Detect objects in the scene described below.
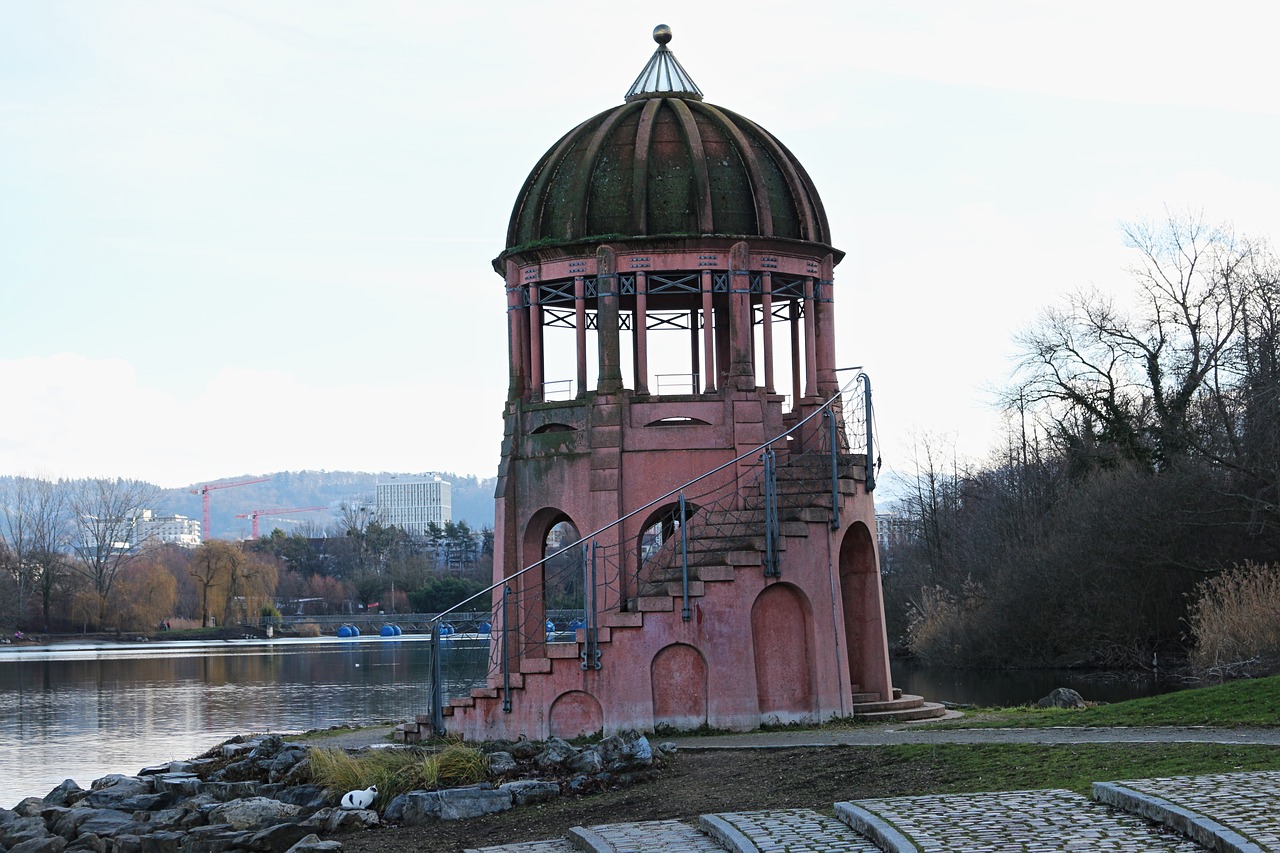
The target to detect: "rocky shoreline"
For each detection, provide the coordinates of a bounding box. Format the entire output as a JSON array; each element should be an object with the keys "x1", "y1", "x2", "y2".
[{"x1": 0, "y1": 731, "x2": 672, "y2": 853}]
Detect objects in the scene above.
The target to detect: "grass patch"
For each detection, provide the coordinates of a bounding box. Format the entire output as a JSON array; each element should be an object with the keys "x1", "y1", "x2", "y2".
[
  {"x1": 309, "y1": 741, "x2": 491, "y2": 806},
  {"x1": 922, "y1": 674, "x2": 1280, "y2": 729},
  {"x1": 871, "y1": 742, "x2": 1280, "y2": 795},
  {"x1": 422, "y1": 742, "x2": 489, "y2": 788}
]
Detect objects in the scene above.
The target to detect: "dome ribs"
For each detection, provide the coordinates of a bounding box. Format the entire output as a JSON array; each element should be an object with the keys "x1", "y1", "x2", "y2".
[
  {"x1": 507, "y1": 116, "x2": 595, "y2": 248},
  {"x1": 631, "y1": 98, "x2": 663, "y2": 235},
  {"x1": 727, "y1": 110, "x2": 829, "y2": 244},
  {"x1": 569, "y1": 101, "x2": 642, "y2": 242},
  {"x1": 691, "y1": 101, "x2": 774, "y2": 238},
  {"x1": 666, "y1": 98, "x2": 715, "y2": 235}
]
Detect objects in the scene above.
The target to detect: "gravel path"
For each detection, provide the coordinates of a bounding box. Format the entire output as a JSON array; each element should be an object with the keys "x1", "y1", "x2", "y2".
[{"x1": 666, "y1": 725, "x2": 1280, "y2": 749}]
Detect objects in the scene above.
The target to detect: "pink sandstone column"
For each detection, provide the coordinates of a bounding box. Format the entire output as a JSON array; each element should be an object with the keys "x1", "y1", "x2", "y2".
[
  {"x1": 506, "y1": 261, "x2": 529, "y2": 400},
  {"x1": 728, "y1": 241, "x2": 754, "y2": 390},
  {"x1": 575, "y1": 275, "x2": 587, "y2": 397},
  {"x1": 596, "y1": 245, "x2": 623, "y2": 394},
  {"x1": 635, "y1": 271, "x2": 649, "y2": 394},
  {"x1": 530, "y1": 281, "x2": 544, "y2": 402},
  {"x1": 789, "y1": 300, "x2": 802, "y2": 408},
  {"x1": 701, "y1": 269, "x2": 716, "y2": 393},
  {"x1": 761, "y1": 271, "x2": 775, "y2": 394},
  {"x1": 815, "y1": 255, "x2": 838, "y2": 394},
  {"x1": 803, "y1": 276, "x2": 818, "y2": 399}
]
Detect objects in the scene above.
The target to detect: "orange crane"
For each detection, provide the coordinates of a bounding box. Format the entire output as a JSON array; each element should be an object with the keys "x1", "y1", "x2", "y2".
[
  {"x1": 236, "y1": 506, "x2": 328, "y2": 539},
  {"x1": 190, "y1": 478, "x2": 271, "y2": 540}
]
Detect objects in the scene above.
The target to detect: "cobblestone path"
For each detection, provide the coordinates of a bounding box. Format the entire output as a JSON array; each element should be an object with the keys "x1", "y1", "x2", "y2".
[{"x1": 468, "y1": 770, "x2": 1280, "y2": 852}]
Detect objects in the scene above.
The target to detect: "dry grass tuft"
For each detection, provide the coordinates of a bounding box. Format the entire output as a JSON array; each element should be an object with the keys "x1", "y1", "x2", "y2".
[
  {"x1": 1189, "y1": 561, "x2": 1280, "y2": 673},
  {"x1": 422, "y1": 742, "x2": 489, "y2": 789},
  {"x1": 293, "y1": 622, "x2": 322, "y2": 637}
]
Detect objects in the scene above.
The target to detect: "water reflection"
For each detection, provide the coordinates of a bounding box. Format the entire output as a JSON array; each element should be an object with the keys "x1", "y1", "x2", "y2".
[
  {"x1": 0, "y1": 637, "x2": 443, "y2": 808},
  {"x1": 890, "y1": 658, "x2": 1180, "y2": 707}
]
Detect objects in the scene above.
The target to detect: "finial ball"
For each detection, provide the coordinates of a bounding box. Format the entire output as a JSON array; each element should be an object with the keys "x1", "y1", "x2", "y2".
[{"x1": 653, "y1": 24, "x2": 672, "y2": 45}]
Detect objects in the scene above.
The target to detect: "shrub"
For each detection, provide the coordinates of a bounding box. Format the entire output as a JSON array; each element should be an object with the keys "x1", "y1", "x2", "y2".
[
  {"x1": 260, "y1": 604, "x2": 283, "y2": 625},
  {"x1": 294, "y1": 622, "x2": 322, "y2": 637},
  {"x1": 1188, "y1": 562, "x2": 1280, "y2": 674},
  {"x1": 422, "y1": 742, "x2": 488, "y2": 788},
  {"x1": 307, "y1": 748, "x2": 423, "y2": 805},
  {"x1": 307, "y1": 741, "x2": 490, "y2": 805}
]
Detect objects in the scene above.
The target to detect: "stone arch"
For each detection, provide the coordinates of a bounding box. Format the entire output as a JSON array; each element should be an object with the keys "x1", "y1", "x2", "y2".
[
  {"x1": 839, "y1": 521, "x2": 888, "y2": 698},
  {"x1": 635, "y1": 500, "x2": 700, "y2": 591},
  {"x1": 515, "y1": 508, "x2": 581, "y2": 654},
  {"x1": 651, "y1": 643, "x2": 708, "y2": 731},
  {"x1": 750, "y1": 583, "x2": 815, "y2": 722},
  {"x1": 548, "y1": 690, "x2": 603, "y2": 739}
]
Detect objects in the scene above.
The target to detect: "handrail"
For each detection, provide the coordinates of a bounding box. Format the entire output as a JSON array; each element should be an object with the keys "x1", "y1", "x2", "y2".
[{"x1": 429, "y1": 375, "x2": 867, "y2": 625}]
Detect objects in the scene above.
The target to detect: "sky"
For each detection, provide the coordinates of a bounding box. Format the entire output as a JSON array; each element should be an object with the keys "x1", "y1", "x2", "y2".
[{"x1": 3, "y1": 1, "x2": 1279, "y2": 492}]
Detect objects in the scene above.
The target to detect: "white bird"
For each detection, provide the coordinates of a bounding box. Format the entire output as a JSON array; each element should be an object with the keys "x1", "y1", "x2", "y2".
[{"x1": 340, "y1": 785, "x2": 377, "y2": 810}]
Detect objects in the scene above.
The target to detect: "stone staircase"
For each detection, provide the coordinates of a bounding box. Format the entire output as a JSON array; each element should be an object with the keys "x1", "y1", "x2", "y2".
[{"x1": 435, "y1": 449, "x2": 943, "y2": 732}]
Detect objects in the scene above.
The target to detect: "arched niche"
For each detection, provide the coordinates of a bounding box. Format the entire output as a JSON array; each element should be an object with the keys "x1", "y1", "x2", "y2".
[
  {"x1": 548, "y1": 690, "x2": 603, "y2": 739},
  {"x1": 651, "y1": 643, "x2": 708, "y2": 731},
  {"x1": 838, "y1": 520, "x2": 887, "y2": 697},
  {"x1": 750, "y1": 583, "x2": 815, "y2": 722}
]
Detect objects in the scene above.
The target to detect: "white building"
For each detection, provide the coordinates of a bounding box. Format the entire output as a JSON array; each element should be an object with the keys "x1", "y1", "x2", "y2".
[
  {"x1": 376, "y1": 476, "x2": 451, "y2": 536},
  {"x1": 131, "y1": 510, "x2": 202, "y2": 548}
]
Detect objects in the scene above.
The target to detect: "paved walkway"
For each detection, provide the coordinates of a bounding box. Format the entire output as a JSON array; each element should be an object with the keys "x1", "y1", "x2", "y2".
[{"x1": 470, "y1": 770, "x2": 1279, "y2": 852}]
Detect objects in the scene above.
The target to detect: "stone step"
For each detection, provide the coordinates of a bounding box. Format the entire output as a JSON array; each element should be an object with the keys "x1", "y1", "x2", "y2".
[
  {"x1": 702, "y1": 808, "x2": 881, "y2": 853},
  {"x1": 852, "y1": 693, "x2": 923, "y2": 714},
  {"x1": 852, "y1": 701, "x2": 948, "y2": 723},
  {"x1": 837, "y1": 788, "x2": 1207, "y2": 852},
  {"x1": 569, "y1": 819, "x2": 727, "y2": 853}
]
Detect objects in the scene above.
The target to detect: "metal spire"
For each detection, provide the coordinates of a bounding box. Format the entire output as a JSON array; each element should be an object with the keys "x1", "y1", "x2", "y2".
[{"x1": 625, "y1": 25, "x2": 703, "y2": 102}]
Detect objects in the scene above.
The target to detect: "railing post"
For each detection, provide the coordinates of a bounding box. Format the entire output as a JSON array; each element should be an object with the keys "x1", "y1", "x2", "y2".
[
  {"x1": 430, "y1": 619, "x2": 444, "y2": 736},
  {"x1": 826, "y1": 408, "x2": 841, "y2": 530},
  {"x1": 862, "y1": 372, "x2": 876, "y2": 492},
  {"x1": 582, "y1": 542, "x2": 601, "y2": 670},
  {"x1": 679, "y1": 494, "x2": 691, "y2": 620},
  {"x1": 501, "y1": 585, "x2": 512, "y2": 713},
  {"x1": 763, "y1": 449, "x2": 780, "y2": 577}
]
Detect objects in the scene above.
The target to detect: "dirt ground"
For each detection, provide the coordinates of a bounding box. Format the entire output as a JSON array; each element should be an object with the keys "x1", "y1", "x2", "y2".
[{"x1": 341, "y1": 746, "x2": 942, "y2": 853}]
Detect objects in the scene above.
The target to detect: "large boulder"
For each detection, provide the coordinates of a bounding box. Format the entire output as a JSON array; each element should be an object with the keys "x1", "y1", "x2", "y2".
[
  {"x1": 42, "y1": 781, "x2": 86, "y2": 808},
  {"x1": 82, "y1": 777, "x2": 153, "y2": 811},
  {"x1": 9, "y1": 835, "x2": 68, "y2": 853},
  {"x1": 1037, "y1": 687, "x2": 1087, "y2": 709},
  {"x1": 206, "y1": 797, "x2": 302, "y2": 830},
  {"x1": 499, "y1": 781, "x2": 559, "y2": 806},
  {"x1": 301, "y1": 807, "x2": 379, "y2": 834},
  {"x1": 283, "y1": 833, "x2": 342, "y2": 853},
  {"x1": 384, "y1": 786, "x2": 512, "y2": 826}
]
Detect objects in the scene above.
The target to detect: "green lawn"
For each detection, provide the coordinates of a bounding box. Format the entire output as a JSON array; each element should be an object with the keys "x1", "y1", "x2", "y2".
[
  {"x1": 922, "y1": 674, "x2": 1280, "y2": 729},
  {"x1": 872, "y1": 742, "x2": 1280, "y2": 795}
]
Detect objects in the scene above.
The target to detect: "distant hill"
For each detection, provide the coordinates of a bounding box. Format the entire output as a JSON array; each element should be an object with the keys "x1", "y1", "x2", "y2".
[
  {"x1": 153, "y1": 471, "x2": 497, "y2": 539},
  {"x1": 0, "y1": 471, "x2": 497, "y2": 540}
]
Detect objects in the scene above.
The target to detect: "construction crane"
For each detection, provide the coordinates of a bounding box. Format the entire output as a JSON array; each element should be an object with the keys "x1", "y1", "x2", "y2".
[
  {"x1": 236, "y1": 507, "x2": 328, "y2": 539},
  {"x1": 190, "y1": 478, "x2": 271, "y2": 540}
]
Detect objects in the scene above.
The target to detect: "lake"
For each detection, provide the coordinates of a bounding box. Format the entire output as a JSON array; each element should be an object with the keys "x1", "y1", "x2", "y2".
[
  {"x1": 1, "y1": 637, "x2": 1181, "y2": 808},
  {"x1": 0, "y1": 636, "x2": 444, "y2": 808}
]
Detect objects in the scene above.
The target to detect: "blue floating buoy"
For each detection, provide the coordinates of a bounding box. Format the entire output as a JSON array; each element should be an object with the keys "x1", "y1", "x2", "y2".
[
  {"x1": 478, "y1": 621, "x2": 492, "y2": 635},
  {"x1": 392, "y1": 624, "x2": 403, "y2": 635},
  {"x1": 380, "y1": 625, "x2": 395, "y2": 637},
  {"x1": 351, "y1": 626, "x2": 361, "y2": 637},
  {"x1": 545, "y1": 620, "x2": 555, "y2": 633},
  {"x1": 337, "y1": 625, "x2": 354, "y2": 638}
]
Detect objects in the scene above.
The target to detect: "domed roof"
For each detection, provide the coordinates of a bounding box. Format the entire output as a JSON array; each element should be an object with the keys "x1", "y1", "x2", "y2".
[{"x1": 499, "y1": 28, "x2": 834, "y2": 262}]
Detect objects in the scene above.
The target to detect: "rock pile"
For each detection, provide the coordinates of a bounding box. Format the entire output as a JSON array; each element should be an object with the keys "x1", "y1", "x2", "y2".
[{"x1": 1, "y1": 731, "x2": 673, "y2": 853}]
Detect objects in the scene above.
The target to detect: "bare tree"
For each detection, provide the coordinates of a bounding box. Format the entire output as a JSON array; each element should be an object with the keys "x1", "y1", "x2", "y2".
[
  {"x1": 68, "y1": 478, "x2": 160, "y2": 622},
  {"x1": 1, "y1": 476, "x2": 71, "y2": 628},
  {"x1": 1011, "y1": 214, "x2": 1248, "y2": 470}
]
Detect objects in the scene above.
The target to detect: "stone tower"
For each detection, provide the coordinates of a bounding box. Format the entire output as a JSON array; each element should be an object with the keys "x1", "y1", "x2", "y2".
[{"x1": 439, "y1": 27, "x2": 935, "y2": 740}]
